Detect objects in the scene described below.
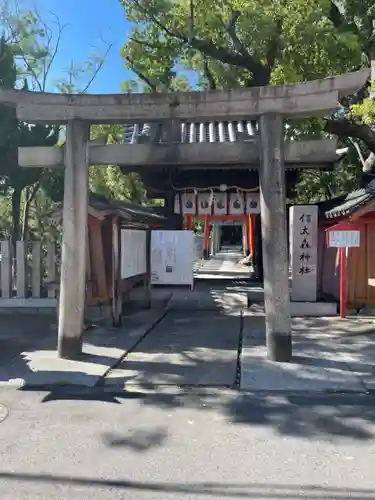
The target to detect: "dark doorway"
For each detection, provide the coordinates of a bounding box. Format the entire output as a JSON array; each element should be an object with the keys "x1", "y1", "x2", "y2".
[{"x1": 220, "y1": 224, "x2": 242, "y2": 247}]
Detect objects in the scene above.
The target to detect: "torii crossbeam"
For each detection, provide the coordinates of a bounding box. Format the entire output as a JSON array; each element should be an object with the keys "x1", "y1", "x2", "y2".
[{"x1": 0, "y1": 68, "x2": 370, "y2": 362}]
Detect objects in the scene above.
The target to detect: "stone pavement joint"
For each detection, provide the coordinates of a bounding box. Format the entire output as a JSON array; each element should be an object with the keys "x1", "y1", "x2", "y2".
[{"x1": 0, "y1": 308, "x2": 168, "y2": 389}]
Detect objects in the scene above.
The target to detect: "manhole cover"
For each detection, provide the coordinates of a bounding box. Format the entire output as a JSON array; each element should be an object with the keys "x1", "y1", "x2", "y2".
[{"x1": 0, "y1": 404, "x2": 9, "y2": 423}]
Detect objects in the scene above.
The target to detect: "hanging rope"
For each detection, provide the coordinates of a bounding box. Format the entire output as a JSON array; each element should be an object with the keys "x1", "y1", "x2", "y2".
[{"x1": 172, "y1": 185, "x2": 259, "y2": 193}]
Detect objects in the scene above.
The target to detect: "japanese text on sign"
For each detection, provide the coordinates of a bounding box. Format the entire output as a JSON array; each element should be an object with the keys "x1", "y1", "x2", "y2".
[
  {"x1": 328, "y1": 230, "x2": 360, "y2": 248},
  {"x1": 298, "y1": 213, "x2": 312, "y2": 275}
]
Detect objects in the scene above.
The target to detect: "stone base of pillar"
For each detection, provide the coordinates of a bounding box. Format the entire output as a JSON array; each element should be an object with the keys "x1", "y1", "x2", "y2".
[
  {"x1": 203, "y1": 249, "x2": 209, "y2": 259},
  {"x1": 266, "y1": 332, "x2": 292, "y2": 363},
  {"x1": 58, "y1": 335, "x2": 83, "y2": 360}
]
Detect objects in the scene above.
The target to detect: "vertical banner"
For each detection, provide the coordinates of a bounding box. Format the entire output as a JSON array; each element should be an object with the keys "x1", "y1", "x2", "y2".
[
  {"x1": 214, "y1": 192, "x2": 227, "y2": 216},
  {"x1": 229, "y1": 192, "x2": 245, "y2": 215},
  {"x1": 181, "y1": 192, "x2": 196, "y2": 215},
  {"x1": 245, "y1": 193, "x2": 261, "y2": 214},
  {"x1": 174, "y1": 193, "x2": 181, "y2": 214},
  {"x1": 197, "y1": 192, "x2": 212, "y2": 215},
  {"x1": 289, "y1": 205, "x2": 318, "y2": 302}
]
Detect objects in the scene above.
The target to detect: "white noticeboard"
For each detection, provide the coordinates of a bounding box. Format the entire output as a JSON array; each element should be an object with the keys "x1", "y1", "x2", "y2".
[
  {"x1": 151, "y1": 230, "x2": 194, "y2": 287},
  {"x1": 121, "y1": 229, "x2": 147, "y2": 279},
  {"x1": 328, "y1": 230, "x2": 360, "y2": 248}
]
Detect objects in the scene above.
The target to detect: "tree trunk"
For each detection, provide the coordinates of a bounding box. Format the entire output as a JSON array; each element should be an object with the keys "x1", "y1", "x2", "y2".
[
  {"x1": 21, "y1": 187, "x2": 29, "y2": 241},
  {"x1": 21, "y1": 183, "x2": 40, "y2": 241}
]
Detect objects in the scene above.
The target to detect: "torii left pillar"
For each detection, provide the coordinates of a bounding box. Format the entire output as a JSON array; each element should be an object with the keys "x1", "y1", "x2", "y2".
[
  {"x1": 259, "y1": 113, "x2": 291, "y2": 362},
  {"x1": 58, "y1": 120, "x2": 89, "y2": 358}
]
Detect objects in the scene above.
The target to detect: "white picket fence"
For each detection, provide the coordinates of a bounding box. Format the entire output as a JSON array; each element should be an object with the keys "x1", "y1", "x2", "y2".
[{"x1": 0, "y1": 240, "x2": 58, "y2": 307}]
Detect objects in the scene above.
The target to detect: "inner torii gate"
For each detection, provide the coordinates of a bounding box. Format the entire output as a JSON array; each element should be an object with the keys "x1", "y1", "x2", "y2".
[{"x1": 0, "y1": 68, "x2": 369, "y2": 362}]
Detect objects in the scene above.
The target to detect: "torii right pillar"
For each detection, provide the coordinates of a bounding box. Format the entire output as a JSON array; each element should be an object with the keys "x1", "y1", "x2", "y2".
[{"x1": 259, "y1": 113, "x2": 292, "y2": 362}]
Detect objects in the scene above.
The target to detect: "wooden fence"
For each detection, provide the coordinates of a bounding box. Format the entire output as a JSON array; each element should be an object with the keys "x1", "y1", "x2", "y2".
[{"x1": 0, "y1": 240, "x2": 59, "y2": 301}]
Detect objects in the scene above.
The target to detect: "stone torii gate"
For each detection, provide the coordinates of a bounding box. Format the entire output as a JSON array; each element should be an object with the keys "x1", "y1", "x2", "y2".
[{"x1": 0, "y1": 68, "x2": 369, "y2": 362}]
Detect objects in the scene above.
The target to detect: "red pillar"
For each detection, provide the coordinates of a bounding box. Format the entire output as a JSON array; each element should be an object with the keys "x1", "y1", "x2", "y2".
[
  {"x1": 203, "y1": 215, "x2": 210, "y2": 259},
  {"x1": 340, "y1": 247, "x2": 347, "y2": 318},
  {"x1": 244, "y1": 217, "x2": 250, "y2": 255},
  {"x1": 184, "y1": 214, "x2": 193, "y2": 230},
  {"x1": 247, "y1": 215, "x2": 255, "y2": 258}
]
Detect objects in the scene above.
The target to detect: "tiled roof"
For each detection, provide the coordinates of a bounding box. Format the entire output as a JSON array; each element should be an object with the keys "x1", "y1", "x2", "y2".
[
  {"x1": 324, "y1": 180, "x2": 375, "y2": 219},
  {"x1": 124, "y1": 121, "x2": 256, "y2": 144},
  {"x1": 89, "y1": 193, "x2": 166, "y2": 223}
]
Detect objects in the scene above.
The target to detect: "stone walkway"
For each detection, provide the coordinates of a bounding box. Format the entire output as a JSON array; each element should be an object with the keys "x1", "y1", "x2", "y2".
[
  {"x1": 241, "y1": 312, "x2": 375, "y2": 392},
  {"x1": 195, "y1": 251, "x2": 252, "y2": 279},
  {"x1": 105, "y1": 310, "x2": 241, "y2": 389},
  {"x1": 1, "y1": 285, "x2": 375, "y2": 393}
]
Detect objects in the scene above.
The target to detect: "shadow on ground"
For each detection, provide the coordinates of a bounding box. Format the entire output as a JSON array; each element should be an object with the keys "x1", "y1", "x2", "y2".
[
  {"x1": 0, "y1": 472, "x2": 374, "y2": 498},
  {"x1": 17, "y1": 384, "x2": 375, "y2": 443}
]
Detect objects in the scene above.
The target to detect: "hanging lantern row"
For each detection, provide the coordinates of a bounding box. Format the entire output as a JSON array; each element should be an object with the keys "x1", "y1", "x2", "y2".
[{"x1": 174, "y1": 190, "x2": 261, "y2": 216}]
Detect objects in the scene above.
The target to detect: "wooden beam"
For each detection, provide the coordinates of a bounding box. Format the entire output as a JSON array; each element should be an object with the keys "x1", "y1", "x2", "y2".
[
  {"x1": 18, "y1": 139, "x2": 340, "y2": 169},
  {"x1": 0, "y1": 69, "x2": 369, "y2": 124}
]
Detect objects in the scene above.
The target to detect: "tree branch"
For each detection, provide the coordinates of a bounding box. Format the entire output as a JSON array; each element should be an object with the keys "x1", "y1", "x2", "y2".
[
  {"x1": 224, "y1": 10, "x2": 248, "y2": 57},
  {"x1": 203, "y1": 57, "x2": 216, "y2": 89},
  {"x1": 265, "y1": 19, "x2": 282, "y2": 69},
  {"x1": 81, "y1": 41, "x2": 113, "y2": 93},
  {"x1": 324, "y1": 118, "x2": 375, "y2": 154},
  {"x1": 125, "y1": 56, "x2": 157, "y2": 91},
  {"x1": 327, "y1": 1, "x2": 345, "y2": 29},
  {"x1": 130, "y1": 0, "x2": 270, "y2": 86},
  {"x1": 364, "y1": 152, "x2": 375, "y2": 173},
  {"x1": 41, "y1": 11, "x2": 68, "y2": 92}
]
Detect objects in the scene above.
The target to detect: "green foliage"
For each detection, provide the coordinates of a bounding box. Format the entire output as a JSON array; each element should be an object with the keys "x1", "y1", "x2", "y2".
[
  {"x1": 89, "y1": 124, "x2": 146, "y2": 204},
  {"x1": 352, "y1": 98, "x2": 375, "y2": 127},
  {"x1": 0, "y1": 2, "x2": 146, "y2": 243},
  {"x1": 120, "y1": 0, "x2": 375, "y2": 202}
]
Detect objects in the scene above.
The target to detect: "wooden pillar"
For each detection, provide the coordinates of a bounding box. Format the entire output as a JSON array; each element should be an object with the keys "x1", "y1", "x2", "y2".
[
  {"x1": 339, "y1": 248, "x2": 347, "y2": 318},
  {"x1": 242, "y1": 221, "x2": 249, "y2": 257},
  {"x1": 16, "y1": 241, "x2": 27, "y2": 298},
  {"x1": 248, "y1": 215, "x2": 255, "y2": 258},
  {"x1": 258, "y1": 113, "x2": 292, "y2": 362},
  {"x1": 1, "y1": 241, "x2": 12, "y2": 298},
  {"x1": 58, "y1": 120, "x2": 89, "y2": 359},
  {"x1": 143, "y1": 228, "x2": 152, "y2": 309},
  {"x1": 203, "y1": 215, "x2": 210, "y2": 259},
  {"x1": 111, "y1": 216, "x2": 122, "y2": 326}
]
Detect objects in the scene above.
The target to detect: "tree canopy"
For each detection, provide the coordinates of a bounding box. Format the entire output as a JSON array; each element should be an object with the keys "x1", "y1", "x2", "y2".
[
  {"x1": 120, "y1": 0, "x2": 375, "y2": 201},
  {"x1": 0, "y1": 1, "x2": 147, "y2": 242}
]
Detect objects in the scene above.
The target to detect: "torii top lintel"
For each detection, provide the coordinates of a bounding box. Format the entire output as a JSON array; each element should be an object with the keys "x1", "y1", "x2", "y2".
[{"x1": 0, "y1": 69, "x2": 370, "y2": 124}]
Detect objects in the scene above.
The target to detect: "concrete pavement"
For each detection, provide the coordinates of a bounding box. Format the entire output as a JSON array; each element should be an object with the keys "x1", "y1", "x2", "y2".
[
  {"x1": 1, "y1": 283, "x2": 375, "y2": 393},
  {"x1": 0, "y1": 309, "x2": 167, "y2": 389},
  {"x1": 105, "y1": 310, "x2": 241, "y2": 389},
  {"x1": 1, "y1": 387, "x2": 375, "y2": 498},
  {"x1": 241, "y1": 312, "x2": 375, "y2": 392}
]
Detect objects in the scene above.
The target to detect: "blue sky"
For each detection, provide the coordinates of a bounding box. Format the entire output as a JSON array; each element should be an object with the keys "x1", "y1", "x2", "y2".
[{"x1": 24, "y1": 0, "x2": 135, "y2": 93}]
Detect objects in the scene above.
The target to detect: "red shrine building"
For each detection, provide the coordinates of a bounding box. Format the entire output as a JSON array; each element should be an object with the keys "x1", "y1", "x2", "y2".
[{"x1": 122, "y1": 120, "x2": 345, "y2": 277}]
